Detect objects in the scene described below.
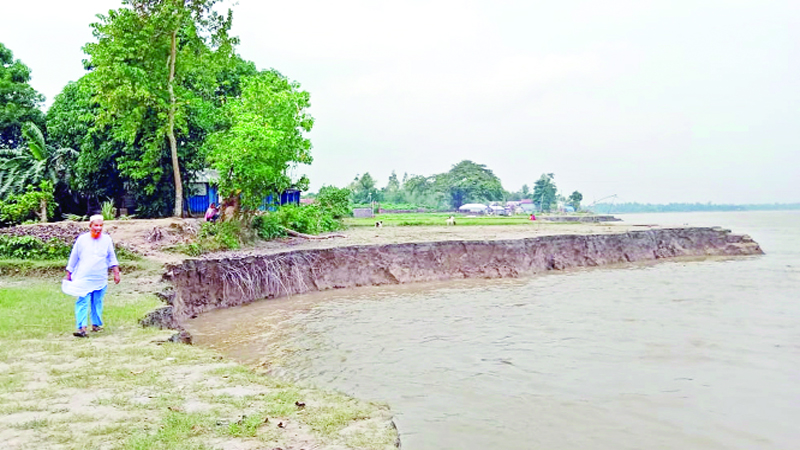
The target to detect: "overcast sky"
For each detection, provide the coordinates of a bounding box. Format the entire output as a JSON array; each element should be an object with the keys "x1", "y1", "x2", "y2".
[{"x1": 3, "y1": 0, "x2": 798, "y2": 204}]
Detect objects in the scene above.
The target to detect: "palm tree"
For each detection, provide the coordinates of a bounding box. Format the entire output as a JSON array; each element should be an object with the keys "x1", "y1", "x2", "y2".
[{"x1": 0, "y1": 122, "x2": 77, "y2": 199}]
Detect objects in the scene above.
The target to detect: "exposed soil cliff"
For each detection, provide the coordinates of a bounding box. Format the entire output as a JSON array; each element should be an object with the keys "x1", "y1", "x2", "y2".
[{"x1": 160, "y1": 227, "x2": 762, "y2": 327}]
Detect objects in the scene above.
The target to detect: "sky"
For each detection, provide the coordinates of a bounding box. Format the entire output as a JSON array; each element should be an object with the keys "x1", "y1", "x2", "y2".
[{"x1": 3, "y1": 0, "x2": 799, "y2": 205}]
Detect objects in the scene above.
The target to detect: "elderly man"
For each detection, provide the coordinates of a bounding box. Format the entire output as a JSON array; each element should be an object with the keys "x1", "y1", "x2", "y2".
[{"x1": 63, "y1": 214, "x2": 121, "y2": 338}]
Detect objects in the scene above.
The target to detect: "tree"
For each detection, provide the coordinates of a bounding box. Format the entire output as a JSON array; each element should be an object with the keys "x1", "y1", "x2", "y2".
[
  {"x1": 350, "y1": 172, "x2": 381, "y2": 204},
  {"x1": 84, "y1": 0, "x2": 236, "y2": 216},
  {"x1": 204, "y1": 70, "x2": 314, "y2": 211},
  {"x1": 0, "y1": 122, "x2": 77, "y2": 201},
  {"x1": 532, "y1": 173, "x2": 558, "y2": 212},
  {"x1": 382, "y1": 171, "x2": 402, "y2": 203},
  {"x1": 0, "y1": 43, "x2": 46, "y2": 149},
  {"x1": 568, "y1": 191, "x2": 583, "y2": 211},
  {"x1": 436, "y1": 160, "x2": 504, "y2": 209},
  {"x1": 316, "y1": 185, "x2": 352, "y2": 219}
]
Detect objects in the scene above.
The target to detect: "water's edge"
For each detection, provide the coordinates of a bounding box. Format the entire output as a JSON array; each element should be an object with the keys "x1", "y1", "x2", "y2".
[{"x1": 152, "y1": 227, "x2": 762, "y2": 329}]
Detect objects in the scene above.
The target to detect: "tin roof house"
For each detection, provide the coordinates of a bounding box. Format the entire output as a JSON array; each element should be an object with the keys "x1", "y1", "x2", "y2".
[{"x1": 186, "y1": 169, "x2": 300, "y2": 215}]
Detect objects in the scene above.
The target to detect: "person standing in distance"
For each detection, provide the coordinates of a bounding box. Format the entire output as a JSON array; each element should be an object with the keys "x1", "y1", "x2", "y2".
[{"x1": 63, "y1": 214, "x2": 121, "y2": 338}]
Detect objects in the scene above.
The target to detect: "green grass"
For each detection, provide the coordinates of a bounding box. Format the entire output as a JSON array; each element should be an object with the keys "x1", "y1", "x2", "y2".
[
  {"x1": 0, "y1": 275, "x2": 399, "y2": 450},
  {"x1": 0, "y1": 279, "x2": 161, "y2": 340},
  {"x1": 0, "y1": 259, "x2": 147, "y2": 277},
  {"x1": 345, "y1": 212, "x2": 539, "y2": 227}
]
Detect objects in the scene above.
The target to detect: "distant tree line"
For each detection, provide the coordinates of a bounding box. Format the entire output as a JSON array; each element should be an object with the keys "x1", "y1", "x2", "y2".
[
  {"x1": 590, "y1": 202, "x2": 800, "y2": 214},
  {"x1": 321, "y1": 160, "x2": 584, "y2": 212}
]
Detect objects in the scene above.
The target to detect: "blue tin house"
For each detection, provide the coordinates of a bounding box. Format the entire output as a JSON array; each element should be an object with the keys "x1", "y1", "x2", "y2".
[
  {"x1": 187, "y1": 169, "x2": 219, "y2": 215},
  {"x1": 187, "y1": 169, "x2": 301, "y2": 215}
]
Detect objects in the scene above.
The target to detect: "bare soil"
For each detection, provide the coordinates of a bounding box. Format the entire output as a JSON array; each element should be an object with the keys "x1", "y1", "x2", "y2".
[{"x1": 4, "y1": 218, "x2": 647, "y2": 266}]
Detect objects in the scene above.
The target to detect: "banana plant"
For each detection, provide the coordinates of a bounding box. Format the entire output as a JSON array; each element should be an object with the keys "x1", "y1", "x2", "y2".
[{"x1": 0, "y1": 122, "x2": 78, "y2": 199}]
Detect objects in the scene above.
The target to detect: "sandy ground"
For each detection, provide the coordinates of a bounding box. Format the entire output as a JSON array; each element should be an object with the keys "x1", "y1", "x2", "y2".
[
  {"x1": 206, "y1": 221, "x2": 651, "y2": 260},
  {"x1": 7, "y1": 218, "x2": 651, "y2": 265}
]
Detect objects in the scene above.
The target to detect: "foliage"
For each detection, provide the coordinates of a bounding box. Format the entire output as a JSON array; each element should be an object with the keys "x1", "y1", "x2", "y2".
[
  {"x1": 251, "y1": 214, "x2": 286, "y2": 240},
  {"x1": 368, "y1": 202, "x2": 431, "y2": 211},
  {"x1": 568, "y1": 191, "x2": 583, "y2": 211},
  {"x1": 276, "y1": 205, "x2": 341, "y2": 235},
  {"x1": 533, "y1": 173, "x2": 558, "y2": 212},
  {"x1": 382, "y1": 171, "x2": 403, "y2": 203},
  {"x1": 436, "y1": 160, "x2": 504, "y2": 209},
  {"x1": 252, "y1": 204, "x2": 343, "y2": 239},
  {"x1": 344, "y1": 212, "x2": 535, "y2": 227},
  {"x1": 507, "y1": 184, "x2": 531, "y2": 201},
  {"x1": 198, "y1": 220, "x2": 245, "y2": 250},
  {"x1": 204, "y1": 70, "x2": 313, "y2": 211},
  {"x1": 101, "y1": 200, "x2": 115, "y2": 220},
  {"x1": 0, "y1": 122, "x2": 77, "y2": 200},
  {"x1": 0, "y1": 235, "x2": 70, "y2": 260},
  {"x1": 0, "y1": 181, "x2": 56, "y2": 225},
  {"x1": 0, "y1": 43, "x2": 46, "y2": 149},
  {"x1": 316, "y1": 185, "x2": 352, "y2": 219},
  {"x1": 173, "y1": 219, "x2": 247, "y2": 256},
  {"x1": 47, "y1": 74, "x2": 124, "y2": 209},
  {"x1": 84, "y1": 0, "x2": 238, "y2": 217},
  {"x1": 349, "y1": 172, "x2": 381, "y2": 204}
]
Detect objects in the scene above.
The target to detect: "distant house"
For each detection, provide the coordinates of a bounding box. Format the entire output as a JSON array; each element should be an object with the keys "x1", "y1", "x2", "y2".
[
  {"x1": 262, "y1": 188, "x2": 300, "y2": 210},
  {"x1": 186, "y1": 169, "x2": 300, "y2": 215},
  {"x1": 187, "y1": 169, "x2": 219, "y2": 215}
]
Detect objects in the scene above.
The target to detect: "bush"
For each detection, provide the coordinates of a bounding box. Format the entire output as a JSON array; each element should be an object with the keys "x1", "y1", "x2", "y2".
[
  {"x1": 0, "y1": 235, "x2": 71, "y2": 260},
  {"x1": 101, "y1": 200, "x2": 115, "y2": 220},
  {"x1": 252, "y1": 204, "x2": 344, "y2": 240},
  {"x1": 316, "y1": 186, "x2": 352, "y2": 219},
  {"x1": 251, "y1": 214, "x2": 286, "y2": 240},
  {"x1": 0, "y1": 181, "x2": 56, "y2": 226},
  {"x1": 197, "y1": 220, "x2": 245, "y2": 251}
]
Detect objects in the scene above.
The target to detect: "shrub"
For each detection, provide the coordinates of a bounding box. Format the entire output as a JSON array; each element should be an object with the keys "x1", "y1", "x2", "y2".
[
  {"x1": 252, "y1": 204, "x2": 344, "y2": 240},
  {"x1": 251, "y1": 214, "x2": 286, "y2": 240},
  {"x1": 197, "y1": 220, "x2": 245, "y2": 251},
  {"x1": 101, "y1": 200, "x2": 115, "y2": 220},
  {"x1": 316, "y1": 186, "x2": 352, "y2": 219},
  {"x1": 0, "y1": 181, "x2": 56, "y2": 226},
  {"x1": 0, "y1": 235, "x2": 71, "y2": 260}
]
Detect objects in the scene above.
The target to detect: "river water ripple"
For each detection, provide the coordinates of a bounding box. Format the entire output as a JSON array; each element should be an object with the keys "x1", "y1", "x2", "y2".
[{"x1": 187, "y1": 211, "x2": 800, "y2": 450}]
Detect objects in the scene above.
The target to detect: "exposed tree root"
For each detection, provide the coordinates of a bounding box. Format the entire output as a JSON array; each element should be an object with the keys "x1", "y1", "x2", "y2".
[{"x1": 283, "y1": 227, "x2": 347, "y2": 240}]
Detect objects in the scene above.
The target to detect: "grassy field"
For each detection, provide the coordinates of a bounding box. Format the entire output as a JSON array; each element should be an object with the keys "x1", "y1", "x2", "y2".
[
  {"x1": 346, "y1": 212, "x2": 538, "y2": 227},
  {"x1": 0, "y1": 275, "x2": 397, "y2": 450}
]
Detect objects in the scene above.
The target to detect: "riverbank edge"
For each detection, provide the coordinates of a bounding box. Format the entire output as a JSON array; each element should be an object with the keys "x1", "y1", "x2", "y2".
[{"x1": 159, "y1": 226, "x2": 762, "y2": 329}]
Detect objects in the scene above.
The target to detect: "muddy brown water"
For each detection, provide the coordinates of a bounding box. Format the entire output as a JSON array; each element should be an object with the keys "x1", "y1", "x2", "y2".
[{"x1": 186, "y1": 211, "x2": 800, "y2": 450}]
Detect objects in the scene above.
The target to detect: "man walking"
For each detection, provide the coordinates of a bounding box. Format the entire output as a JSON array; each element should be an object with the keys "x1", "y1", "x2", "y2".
[{"x1": 63, "y1": 214, "x2": 120, "y2": 338}]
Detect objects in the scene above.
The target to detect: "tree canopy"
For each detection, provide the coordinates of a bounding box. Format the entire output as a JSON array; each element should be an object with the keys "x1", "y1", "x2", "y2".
[
  {"x1": 204, "y1": 70, "x2": 313, "y2": 211},
  {"x1": 0, "y1": 43, "x2": 46, "y2": 149},
  {"x1": 436, "y1": 160, "x2": 504, "y2": 209},
  {"x1": 84, "y1": 0, "x2": 237, "y2": 216},
  {"x1": 533, "y1": 173, "x2": 558, "y2": 212}
]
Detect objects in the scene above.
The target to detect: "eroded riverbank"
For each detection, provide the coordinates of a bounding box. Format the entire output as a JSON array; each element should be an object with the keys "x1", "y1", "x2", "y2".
[{"x1": 161, "y1": 226, "x2": 762, "y2": 328}]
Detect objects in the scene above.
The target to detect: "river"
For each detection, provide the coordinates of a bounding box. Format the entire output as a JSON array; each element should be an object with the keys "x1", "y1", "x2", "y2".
[{"x1": 187, "y1": 211, "x2": 800, "y2": 449}]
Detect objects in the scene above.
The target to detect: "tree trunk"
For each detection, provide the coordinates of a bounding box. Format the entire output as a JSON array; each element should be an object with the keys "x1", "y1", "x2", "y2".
[
  {"x1": 167, "y1": 28, "x2": 183, "y2": 217},
  {"x1": 39, "y1": 198, "x2": 47, "y2": 223}
]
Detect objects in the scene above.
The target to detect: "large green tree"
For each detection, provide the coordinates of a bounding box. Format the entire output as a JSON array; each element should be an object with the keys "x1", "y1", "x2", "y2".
[
  {"x1": 204, "y1": 70, "x2": 314, "y2": 211},
  {"x1": 533, "y1": 173, "x2": 558, "y2": 212},
  {"x1": 436, "y1": 160, "x2": 504, "y2": 209},
  {"x1": 568, "y1": 190, "x2": 583, "y2": 211},
  {"x1": 46, "y1": 74, "x2": 124, "y2": 211},
  {"x1": 381, "y1": 171, "x2": 402, "y2": 203},
  {"x1": 0, "y1": 43, "x2": 46, "y2": 149},
  {"x1": 350, "y1": 172, "x2": 381, "y2": 204},
  {"x1": 84, "y1": 0, "x2": 236, "y2": 216}
]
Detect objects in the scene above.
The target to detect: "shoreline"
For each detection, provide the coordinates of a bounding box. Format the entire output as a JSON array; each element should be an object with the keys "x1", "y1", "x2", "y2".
[{"x1": 159, "y1": 226, "x2": 763, "y2": 329}]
